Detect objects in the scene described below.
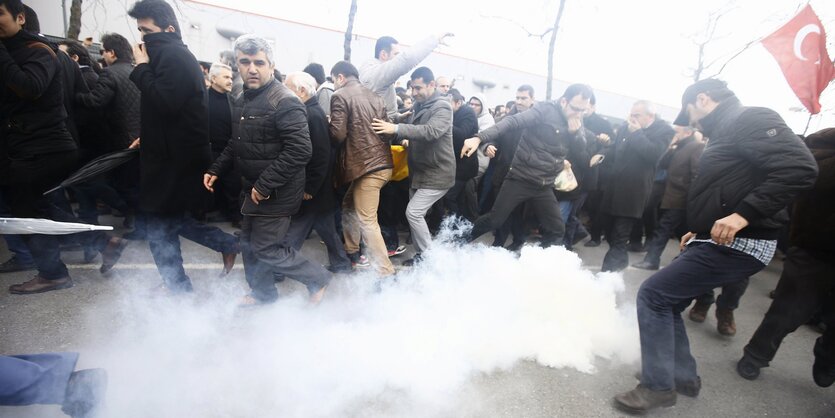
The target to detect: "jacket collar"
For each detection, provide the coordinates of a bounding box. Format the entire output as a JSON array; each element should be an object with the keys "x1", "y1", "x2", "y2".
[
  {"x1": 305, "y1": 95, "x2": 320, "y2": 109},
  {"x1": 697, "y1": 97, "x2": 742, "y2": 138},
  {"x1": 243, "y1": 77, "x2": 277, "y2": 100},
  {"x1": 413, "y1": 91, "x2": 443, "y2": 113}
]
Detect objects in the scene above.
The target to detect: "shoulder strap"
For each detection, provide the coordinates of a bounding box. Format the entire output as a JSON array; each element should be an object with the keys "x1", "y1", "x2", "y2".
[{"x1": 25, "y1": 41, "x2": 58, "y2": 60}]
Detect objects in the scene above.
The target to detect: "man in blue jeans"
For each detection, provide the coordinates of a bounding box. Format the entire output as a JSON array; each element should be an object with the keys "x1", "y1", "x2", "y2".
[{"x1": 613, "y1": 79, "x2": 818, "y2": 413}]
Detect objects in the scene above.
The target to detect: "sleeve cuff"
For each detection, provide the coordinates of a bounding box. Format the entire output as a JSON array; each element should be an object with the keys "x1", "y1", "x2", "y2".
[{"x1": 734, "y1": 201, "x2": 764, "y2": 224}]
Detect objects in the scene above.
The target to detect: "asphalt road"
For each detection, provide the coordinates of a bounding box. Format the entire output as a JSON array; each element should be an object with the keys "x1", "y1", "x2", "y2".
[{"x1": 1, "y1": 219, "x2": 832, "y2": 417}]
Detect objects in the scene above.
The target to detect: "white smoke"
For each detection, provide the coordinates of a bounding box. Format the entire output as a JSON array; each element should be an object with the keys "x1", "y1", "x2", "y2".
[{"x1": 83, "y1": 237, "x2": 639, "y2": 417}]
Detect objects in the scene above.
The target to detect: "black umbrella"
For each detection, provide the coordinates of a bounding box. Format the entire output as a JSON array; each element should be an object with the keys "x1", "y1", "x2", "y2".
[{"x1": 43, "y1": 148, "x2": 139, "y2": 195}]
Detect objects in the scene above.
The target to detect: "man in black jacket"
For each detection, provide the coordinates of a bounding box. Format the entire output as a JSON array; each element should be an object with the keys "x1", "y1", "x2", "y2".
[
  {"x1": 600, "y1": 100, "x2": 672, "y2": 271},
  {"x1": 737, "y1": 127, "x2": 835, "y2": 387},
  {"x1": 614, "y1": 79, "x2": 818, "y2": 413},
  {"x1": 460, "y1": 84, "x2": 593, "y2": 248},
  {"x1": 128, "y1": 0, "x2": 238, "y2": 293},
  {"x1": 205, "y1": 62, "x2": 241, "y2": 226},
  {"x1": 281, "y1": 71, "x2": 351, "y2": 274},
  {"x1": 205, "y1": 35, "x2": 331, "y2": 306},
  {"x1": 444, "y1": 88, "x2": 479, "y2": 221},
  {"x1": 0, "y1": 0, "x2": 126, "y2": 294}
]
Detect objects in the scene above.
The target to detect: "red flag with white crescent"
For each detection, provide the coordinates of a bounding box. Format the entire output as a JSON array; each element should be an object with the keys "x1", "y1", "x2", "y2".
[{"x1": 761, "y1": 5, "x2": 835, "y2": 114}]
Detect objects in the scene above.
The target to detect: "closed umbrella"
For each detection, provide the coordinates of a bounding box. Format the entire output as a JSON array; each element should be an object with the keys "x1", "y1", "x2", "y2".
[
  {"x1": 0, "y1": 218, "x2": 114, "y2": 235},
  {"x1": 43, "y1": 148, "x2": 139, "y2": 195}
]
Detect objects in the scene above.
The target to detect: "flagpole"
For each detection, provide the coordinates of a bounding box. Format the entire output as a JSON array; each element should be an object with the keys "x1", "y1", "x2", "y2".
[{"x1": 803, "y1": 113, "x2": 813, "y2": 136}]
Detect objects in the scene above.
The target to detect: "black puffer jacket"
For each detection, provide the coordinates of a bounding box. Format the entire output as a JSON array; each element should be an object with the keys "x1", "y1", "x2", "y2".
[
  {"x1": 687, "y1": 98, "x2": 818, "y2": 239},
  {"x1": 208, "y1": 78, "x2": 311, "y2": 217},
  {"x1": 478, "y1": 100, "x2": 580, "y2": 187},
  {"x1": 76, "y1": 60, "x2": 141, "y2": 150}
]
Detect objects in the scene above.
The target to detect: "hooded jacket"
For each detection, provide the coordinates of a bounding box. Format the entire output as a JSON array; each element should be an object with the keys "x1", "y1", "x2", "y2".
[
  {"x1": 396, "y1": 91, "x2": 455, "y2": 190},
  {"x1": 470, "y1": 94, "x2": 494, "y2": 175},
  {"x1": 686, "y1": 97, "x2": 818, "y2": 239}
]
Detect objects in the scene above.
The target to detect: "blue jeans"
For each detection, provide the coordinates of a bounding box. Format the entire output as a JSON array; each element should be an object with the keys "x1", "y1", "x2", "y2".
[
  {"x1": 637, "y1": 242, "x2": 765, "y2": 391},
  {"x1": 0, "y1": 353, "x2": 78, "y2": 406}
]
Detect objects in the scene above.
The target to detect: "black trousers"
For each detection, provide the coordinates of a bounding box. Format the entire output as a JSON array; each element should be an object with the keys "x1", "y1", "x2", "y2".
[
  {"x1": 744, "y1": 247, "x2": 835, "y2": 367},
  {"x1": 2, "y1": 151, "x2": 108, "y2": 279},
  {"x1": 444, "y1": 178, "x2": 479, "y2": 223},
  {"x1": 280, "y1": 209, "x2": 351, "y2": 273},
  {"x1": 469, "y1": 177, "x2": 564, "y2": 246},
  {"x1": 240, "y1": 215, "x2": 331, "y2": 303},
  {"x1": 642, "y1": 208, "x2": 687, "y2": 267},
  {"x1": 693, "y1": 278, "x2": 750, "y2": 310},
  {"x1": 630, "y1": 181, "x2": 665, "y2": 245},
  {"x1": 602, "y1": 216, "x2": 639, "y2": 272},
  {"x1": 211, "y1": 151, "x2": 242, "y2": 221},
  {"x1": 147, "y1": 213, "x2": 239, "y2": 292}
]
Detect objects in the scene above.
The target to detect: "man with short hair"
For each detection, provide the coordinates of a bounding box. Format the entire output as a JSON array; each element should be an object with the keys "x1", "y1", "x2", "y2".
[
  {"x1": 613, "y1": 79, "x2": 818, "y2": 413},
  {"x1": 360, "y1": 33, "x2": 452, "y2": 120},
  {"x1": 205, "y1": 62, "x2": 241, "y2": 226},
  {"x1": 205, "y1": 35, "x2": 331, "y2": 305},
  {"x1": 436, "y1": 75, "x2": 452, "y2": 95},
  {"x1": 329, "y1": 60, "x2": 396, "y2": 276},
  {"x1": 303, "y1": 63, "x2": 334, "y2": 116},
  {"x1": 128, "y1": 0, "x2": 239, "y2": 293},
  {"x1": 443, "y1": 88, "x2": 479, "y2": 221},
  {"x1": 460, "y1": 84, "x2": 594, "y2": 247},
  {"x1": 1, "y1": 0, "x2": 127, "y2": 294},
  {"x1": 282, "y1": 71, "x2": 351, "y2": 274},
  {"x1": 372, "y1": 66, "x2": 455, "y2": 265},
  {"x1": 599, "y1": 100, "x2": 672, "y2": 272}
]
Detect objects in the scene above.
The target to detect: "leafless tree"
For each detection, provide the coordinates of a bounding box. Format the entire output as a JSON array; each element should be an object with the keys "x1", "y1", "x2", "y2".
[
  {"x1": 344, "y1": 0, "x2": 358, "y2": 61},
  {"x1": 67, "y1": 0, "x2": 83, "y2": 39},
  {"x1": 545, "y1": 0, "x2": 567, "y2": 100}
]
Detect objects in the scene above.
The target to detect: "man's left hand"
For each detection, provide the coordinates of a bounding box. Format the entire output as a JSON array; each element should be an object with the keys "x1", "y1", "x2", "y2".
[
  {"x1": 567, "y1": 117, "x2": 582, "y2": 134},
  {"x1": 250, "y1": 188, "x2": 268, "y2": 205},
  {"x1": 627, "y1": 117, "x2": 641, "y2": 133},
  {"x1": 133, "y1": 43, "x2": 149, "y2": 65},
  {"x1": 372, "y1": 119, "x2": 396, "y2": 135},
  {"x1": 303, "y1": 192, "x2": 313, "y2": 201},
  {"x1": 710, "y1": 213, "x2": 749, "y2": 245}
]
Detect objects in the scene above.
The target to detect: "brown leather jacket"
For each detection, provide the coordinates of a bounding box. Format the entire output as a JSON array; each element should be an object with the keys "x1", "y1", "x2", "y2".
[{"x1": 329, "y1": 78, "x2": 393, "y2": 185}]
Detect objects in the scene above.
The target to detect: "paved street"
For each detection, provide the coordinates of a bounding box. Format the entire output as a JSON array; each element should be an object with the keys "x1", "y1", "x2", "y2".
[{"x1": 1, "y1": 218, "x2": 833, "y2": 417}]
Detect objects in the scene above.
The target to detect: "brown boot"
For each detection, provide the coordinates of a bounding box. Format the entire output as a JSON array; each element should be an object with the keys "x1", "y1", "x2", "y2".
[
  {"x1": 716, "y1": 308, "x2": 736, "y2": 336},
  {"x1": 688, "y1": 301, "x2": 710, "y2": 323},
  {"x1": 100, "y1": 237, "x2": 129, "y2": 274},
  {"x1": 9, "y1": 275, "x2": 73, "y2": 294},
  {"x1": 221, "y1": 251, "x2": 237, "y2": 276},
  {"x1": 614, "y1": 384, "x2": 676, "y2": 413}
]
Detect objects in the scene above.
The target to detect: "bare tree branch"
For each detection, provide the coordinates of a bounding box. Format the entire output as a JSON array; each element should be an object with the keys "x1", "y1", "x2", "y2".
[
  {"x1": 545, "y1": 0, "x2": 567, "y2": 100},
  {"x1": 344, "y1": 0, "x2": 358, "y2": 61},
  {"x1": 479, "y1": 14, "x2": 554, "y2": 40},
  {"x1": 67, "y1": 0, "x2": 83, "y2": 39}
]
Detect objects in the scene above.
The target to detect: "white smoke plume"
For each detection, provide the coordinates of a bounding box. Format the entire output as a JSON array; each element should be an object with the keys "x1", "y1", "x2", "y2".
[{"x1": 82, "y1": 235, "x2": 639, "y2": 417}]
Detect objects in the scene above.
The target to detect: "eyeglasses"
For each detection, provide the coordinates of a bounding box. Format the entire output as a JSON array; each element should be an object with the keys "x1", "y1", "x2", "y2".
[
  {"x1": 567, "y1": 104, "x2": 587, "y2": 113},
  {"x1": 99, "y1": 49, "x2": 109, "y2": 55}
]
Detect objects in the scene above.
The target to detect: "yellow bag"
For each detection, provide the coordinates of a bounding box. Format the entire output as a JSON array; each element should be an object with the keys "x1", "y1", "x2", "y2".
[{"x1": 390, "y1": 145, "x2": 409, "y2": 181}]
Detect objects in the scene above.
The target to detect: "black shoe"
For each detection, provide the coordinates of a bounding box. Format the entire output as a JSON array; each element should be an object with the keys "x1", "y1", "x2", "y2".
[
  {"x1": 122, "y1": 229, "x2": 147, "y2": 241},
  {"x1": 634, "y1": 372, "x2": 700, "y2": 397},
  {"x1": 584, "y1": 240, "x2": 601, "y2": 248},
  {"x1": 737, "y1": 354, "x2": 762, "y2": 380},
  {"x1": 0, "y1": 256, "x2": 36, "y2": 273},
  {"x1": 402, "y1": 253, "x2": 423, "y2": 267},
  {"x1": 614, "y1": 384, "x2": 676, "y2": 413},
  {"x1": 631, "y1": 260, "x2": 659, "y2": 270},
  {"x1": 813, "y1": 337, "x2": 835, "y2": 388},
  {"x1": 506, "y1": 240, "x2": 525, "y2": 252},
  {"x1": 627, "y1": 242, "x2": 646, "y2": 252},
  {"x1": 61, "y1": 368, "x2": 107, "y2": 418},
  {"x1": 572, "y1": 229, "x2": 589, "y2": 245}
]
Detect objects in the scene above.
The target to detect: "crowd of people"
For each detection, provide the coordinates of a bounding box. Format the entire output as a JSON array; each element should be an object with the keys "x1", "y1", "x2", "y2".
[{"x1": 0, "y1": 0, "x2": 832, "y2": 416}]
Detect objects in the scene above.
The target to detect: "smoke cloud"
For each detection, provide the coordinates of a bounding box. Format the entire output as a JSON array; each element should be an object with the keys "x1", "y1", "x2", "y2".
[{"x1": 82, "y1": 235, "x2": 639, "y2": 417}]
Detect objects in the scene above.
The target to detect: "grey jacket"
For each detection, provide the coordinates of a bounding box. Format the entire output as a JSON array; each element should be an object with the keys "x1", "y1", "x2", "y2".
[
  {"x1": 397, "y1": 91, "x2": 455, "y2": 190},
  {"x1": 359, "y1": 35, "x2": 438, "y2": 120}
]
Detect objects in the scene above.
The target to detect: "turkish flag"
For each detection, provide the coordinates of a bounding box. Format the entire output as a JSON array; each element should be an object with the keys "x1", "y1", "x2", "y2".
[{"x1": 762, "y1": 5, "x2": 835, "y2": 114}]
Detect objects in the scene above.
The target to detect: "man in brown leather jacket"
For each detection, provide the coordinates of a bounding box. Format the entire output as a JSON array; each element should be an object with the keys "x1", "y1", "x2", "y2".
[{"x1": 329, "y1": 60, "x2": 395, "y2": 277}]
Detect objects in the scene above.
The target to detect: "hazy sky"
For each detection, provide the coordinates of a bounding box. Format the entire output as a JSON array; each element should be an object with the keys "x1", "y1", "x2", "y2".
[{"x1": 199, "y1": 0, "x2": 834, "y2": 132}]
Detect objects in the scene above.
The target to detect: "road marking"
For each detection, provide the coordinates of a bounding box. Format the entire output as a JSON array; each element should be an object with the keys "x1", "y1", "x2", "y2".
[{"x1": 67, "y1": 263, "x2": 238, "y2": 270}]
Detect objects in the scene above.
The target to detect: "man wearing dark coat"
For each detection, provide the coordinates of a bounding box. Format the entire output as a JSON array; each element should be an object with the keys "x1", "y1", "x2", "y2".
[
  {"x1": 614, "y1": 79, "x2": 818, "y2": 413},
  {"x1": 205, "y1": 35, "x2": 331, "y2": 306},
  {"x1": 444, "y1": 88, "x2": 479, "y2": 221},
  {"x1": 127, "y1": 0, "x2": 238, "y2": 293},
  {"x1": 280, "y1": 71, "x2": 351, "y2": 274},
  {"x1": 0, "y1": 0, "x2": 126, "y2": 294},
  {"x1": 599, "y1": 100, "x2": 672, "y2": 272}
]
